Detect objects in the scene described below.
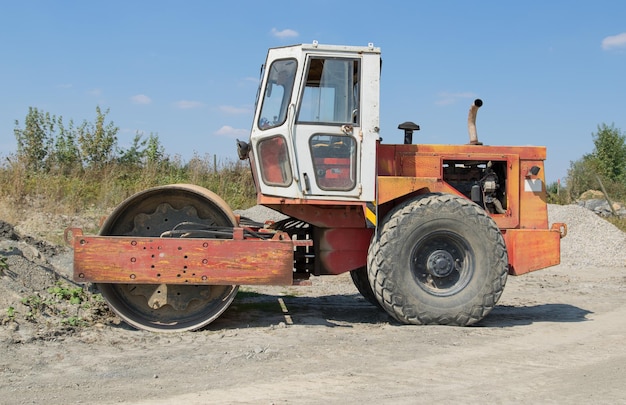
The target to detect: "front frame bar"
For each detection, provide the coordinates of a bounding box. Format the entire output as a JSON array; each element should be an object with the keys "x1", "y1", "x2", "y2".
[{"x1": 67, "y1": 228, "x2": 309, "y2": 286}]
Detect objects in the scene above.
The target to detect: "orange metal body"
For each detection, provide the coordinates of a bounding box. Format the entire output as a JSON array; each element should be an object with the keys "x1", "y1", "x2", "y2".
[
  {"x1": 377, "y1": 143, "x2": 547, "y2": 229},
  {"x1": 375, "y1": 143, "x2": 564, "y2": 275},
  {"x1": 502, "y1": 229, "x2": 561, "y2": 275},
  {"x1": 251, "y1": 142, "x2": 564, "y2": 278}
]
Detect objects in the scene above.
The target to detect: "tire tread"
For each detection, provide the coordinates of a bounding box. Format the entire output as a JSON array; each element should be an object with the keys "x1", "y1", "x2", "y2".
[{"x1": 367, "y1": 193, "x2": 508, "y2": 326}]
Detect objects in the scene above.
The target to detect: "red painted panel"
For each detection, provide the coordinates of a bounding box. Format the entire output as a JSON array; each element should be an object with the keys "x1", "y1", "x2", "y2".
[
  {"x1": 317, "y1": 228, "x2": 373, "y2": 274},
  {"x1": 71, "y1": 233, "x2": 296, "y2": 285}
]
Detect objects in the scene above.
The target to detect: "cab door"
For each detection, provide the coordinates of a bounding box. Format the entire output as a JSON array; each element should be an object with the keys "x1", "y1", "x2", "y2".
[
  {"x1": 249, "y1": 47, "x2": 303, "y2": 199},
  {"x1": 293, "y1": 56, "x2": 362, "y2": 198},
  {"x1": 293, "y1": 50, "x2": 379, "y2": 201}
]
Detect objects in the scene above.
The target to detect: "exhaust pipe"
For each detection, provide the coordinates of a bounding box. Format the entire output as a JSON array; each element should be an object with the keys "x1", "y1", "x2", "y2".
[{"x1": 467, "y1": 99, "x2": 483, "y2": 145}]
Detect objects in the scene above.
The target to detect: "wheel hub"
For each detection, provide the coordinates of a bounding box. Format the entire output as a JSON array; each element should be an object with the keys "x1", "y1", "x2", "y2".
[
  {"x1": 426, "y1": 250, "x2": 456, "y2": 278},
  {"x1": 129, "y1": 284, "x2": 212, "y2": 311}
]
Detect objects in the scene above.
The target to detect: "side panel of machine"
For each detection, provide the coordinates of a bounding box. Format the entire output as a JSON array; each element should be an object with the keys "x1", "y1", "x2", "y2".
[
  {"x1": 375, "y1": 142, "x2": 563, "y2": 274},
  {"x1": 503, "y1": 229, "x2": 561, "y2": 275}
]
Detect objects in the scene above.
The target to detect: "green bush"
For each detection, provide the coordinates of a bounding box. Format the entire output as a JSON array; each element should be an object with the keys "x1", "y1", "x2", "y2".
[{"x1": 557, "y1": 123, "x2": 626, "y2": 203}]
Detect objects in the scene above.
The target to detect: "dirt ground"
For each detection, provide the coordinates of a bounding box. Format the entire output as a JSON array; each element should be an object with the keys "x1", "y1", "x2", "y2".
[{"x1": 1, "y1": 205, "x2": 626, "y2": 404}]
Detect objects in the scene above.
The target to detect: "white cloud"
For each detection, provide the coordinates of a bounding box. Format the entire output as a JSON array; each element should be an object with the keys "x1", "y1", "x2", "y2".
[
  {"x1": 88, "y1": 88, "x2": 102, "y2": 96},
  {"x1": 602, "y1": 32, "x2": 626, "y2": 51},
  {"x1": 174, "y1": 100, "x2": 204, "y2": 109},
  {"x1": 131, "y1": 94, "x2": 152, "y2": 105},
  {"x1": 435, "y1": 92, "x2": 476, "y2": 106},
  {"x1": 271, "y1": 28, "x2": 299, "y2": 39},
  {"x1": 219, "y1": 105, "x2": 251, "y2": 114},
  {"x1": 214, "y1": 125, "x2": 249, "y2": 138}
]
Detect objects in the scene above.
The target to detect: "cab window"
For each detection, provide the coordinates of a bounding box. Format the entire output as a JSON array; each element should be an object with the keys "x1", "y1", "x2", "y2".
[
  {"x1": 258, "y1": 59, "x2": 297, "y2": 130},
  {"x1": 310, "y1": 134, "x2": 356, "y2": 190},
  {"x1": 297, "y1": 58, "x2": 359, "y2": 124},
  {"x1": 257, "y1": 135, "x2": 293, "y2": 187}
]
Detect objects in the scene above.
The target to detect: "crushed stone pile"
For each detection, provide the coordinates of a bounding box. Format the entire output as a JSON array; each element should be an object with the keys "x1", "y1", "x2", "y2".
[
  {"x1": 548, "y1": 204, "x2": 626, "y2": 268},
  {"x1": 0, "y1": 220, "x2": 110, "y2": 343}
]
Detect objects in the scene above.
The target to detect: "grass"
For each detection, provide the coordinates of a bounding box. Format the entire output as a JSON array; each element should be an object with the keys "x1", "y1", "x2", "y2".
[
  {"x1": 0, "y1": 155, "x2": 257, "y2": 226},
  {"x1": 606, "y1": 216, "x2": 626, "y2": 233}
]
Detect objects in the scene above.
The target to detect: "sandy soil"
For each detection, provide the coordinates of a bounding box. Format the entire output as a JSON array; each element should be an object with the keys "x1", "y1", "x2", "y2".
[{"x1": 1, "y1": 205, "x2": 626, "y2": 404}]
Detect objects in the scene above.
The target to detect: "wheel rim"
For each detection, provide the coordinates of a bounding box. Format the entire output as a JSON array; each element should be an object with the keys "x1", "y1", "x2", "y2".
[
  {"x1": 410, "y1": 230, "x2": 474, "y2": 297},
  {"x1": 97, "y1": 185, "x2": 238, "y2": 332}
]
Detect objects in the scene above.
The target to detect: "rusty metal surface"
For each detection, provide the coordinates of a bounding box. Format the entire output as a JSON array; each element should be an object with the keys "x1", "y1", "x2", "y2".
[{"x1": 70, "y1": 228, "x2": 304, "y2": 285}]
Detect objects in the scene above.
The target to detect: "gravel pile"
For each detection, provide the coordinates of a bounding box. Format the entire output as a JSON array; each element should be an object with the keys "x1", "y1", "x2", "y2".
[
  {"x1": 548, "y1": 204, "x2": 626, "y2": 268},
  {"x1": 235, "y1": 205, "x2": 288, "y2": 223}
]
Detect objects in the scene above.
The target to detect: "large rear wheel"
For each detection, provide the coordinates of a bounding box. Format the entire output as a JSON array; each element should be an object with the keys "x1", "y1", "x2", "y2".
[
  {"x1": 367, "y1": 193, "x2": 508, "y2": 326},
  {"x1": 97, "y1": 184, "x2": 239, "y2": 332},
  {"x1": 350, "y1": 267, "x2": 381, "y2": 308}
]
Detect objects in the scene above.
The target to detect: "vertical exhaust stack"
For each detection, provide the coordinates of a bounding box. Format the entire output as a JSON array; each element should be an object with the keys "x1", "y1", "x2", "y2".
[{"x1": 468, "y1": 99, "x2": 483, "y2": 145}]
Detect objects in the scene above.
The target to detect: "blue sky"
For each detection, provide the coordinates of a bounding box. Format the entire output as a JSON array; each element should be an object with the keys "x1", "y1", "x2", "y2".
[{"x1": 1, "y1": 1, "x2": 625, "y2": 183}]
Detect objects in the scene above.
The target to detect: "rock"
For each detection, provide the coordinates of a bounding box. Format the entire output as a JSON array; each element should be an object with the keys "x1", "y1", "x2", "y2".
[{"x1": 577, "y1": 198, "x2": 626, "y2": 218}]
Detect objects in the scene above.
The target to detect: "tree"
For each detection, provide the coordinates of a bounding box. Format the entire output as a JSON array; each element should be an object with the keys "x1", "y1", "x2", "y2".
[
  {"x1": 566, "y1": 156, "x2": 599, "y2": 199},
  {"x1": 565, "y1": 123, "x2": 626, "y2": 201},
  {"x1": 144, "y1": 133, "x2": 165, "y2": 164},
  {"x1": 77, "y1": 106, "x2": 119, "y2": 168},
  {"x1": 118, "y1": 132, "x2": 166, "y2": 167},
  {"x1": 53, "y1": 117, "x2": 81, "y2": 173},
  {"x1": 590, "y1": 123, "x2": 626, "y2": 183},
  {"x1": 118, "y1": 133, "x2": 148, "y2": 166},
  {"x1": 14, "y1": 107, "x2": 55, "y2": 172}
]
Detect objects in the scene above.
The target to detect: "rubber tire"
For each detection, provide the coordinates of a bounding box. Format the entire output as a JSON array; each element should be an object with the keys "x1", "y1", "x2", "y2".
[
  {"x1": 350, "y1": 267, "x2": 381, "y2": 308},
  {"x1": 367, "y1": 193, "x2": 508, "y2": 326}
]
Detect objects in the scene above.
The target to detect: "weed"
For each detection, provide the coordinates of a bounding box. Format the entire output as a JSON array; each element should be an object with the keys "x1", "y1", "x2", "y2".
[
  {"x1": 20, "y1": 294, "x2": 49, "y2": 321},
  {"x1": 62, "y1": 316, "x2": 86, "y2": 327},
  {"x1": 80, "y1": 293, "x2": 103, "y2": 309},
  {"x1": 48, "y1": 282, "x2": 85, "y2": 305},
  {"x1": 0, "y1": 256, "x2": 7, "y2": 276},
  {"x1": 91, "y1": 293, "x2": 104, "y2": 303},
  {"x1": 6, "y1": 306, "x2": 15, "y2": 321}
]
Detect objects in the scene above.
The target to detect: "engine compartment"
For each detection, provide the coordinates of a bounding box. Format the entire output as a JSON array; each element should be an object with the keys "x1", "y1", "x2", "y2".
[{"x1": 443, "y1": 159, "x2": 508, "y2": 214}]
